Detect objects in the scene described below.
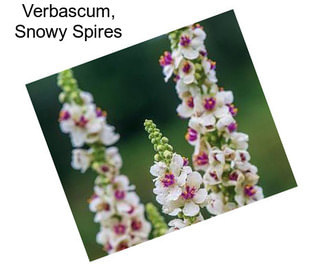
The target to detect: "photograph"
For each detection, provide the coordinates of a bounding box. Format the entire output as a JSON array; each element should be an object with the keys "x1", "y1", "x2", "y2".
[{"x1": 26, "y1": 10, "x2": 297, "y2": 261}]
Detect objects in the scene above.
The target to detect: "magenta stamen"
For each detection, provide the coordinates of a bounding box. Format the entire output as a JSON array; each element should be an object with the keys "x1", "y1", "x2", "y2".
[
  {"x1": 180, "y1": 35, "x2": 191, "y2": 47},
  {"x1": 114, "y1": 190, "x2": 126, "y2": 200},
  {"x1": 159, "y1": 51, "x2": 173, "y2": 67},
  {"x1": 227, "y1": 122, "x2": 237, "y2": 133},
  {"x1": 244, "y1": 185, "x2": 256, "y2": 197},
  {"x1": 181, "y1": 186, "x2": 196, "y2": 200},
  {"x1": 185, "y1": 128, "x2": 198, "y2": 142},
  {"x1": 131, "y1": 219, "x2": 142, "y2": 231},
  {"x1": 204, "y1": 97, "x2": 216, "y2": 111},
  {"x1": 186, "y1": 96, "x2": 194, "y2": 108},
  {"x1": 182, "y1": 62, "x2": 191, "y2": 73},
  {"x1": 229, "y1": 171, "x2": 238, "y2": 181},
  {"x1": 162, "y1": 173, "x2": 175, "y2": 187},
  {"x1": 195, "y1": 152, "x2": 209, "y2": 166},
  {"x1": 114, "y1": 223, "x2": 126, "y2": 235},
  {"x1": 59, "y1": 110, "x2": 70, "y2": 121}
]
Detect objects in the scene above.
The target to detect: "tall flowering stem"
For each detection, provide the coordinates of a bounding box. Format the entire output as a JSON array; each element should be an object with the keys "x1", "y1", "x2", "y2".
[
  {"x1": 58, "y1": 69, "x2": 150, "y2": 254},
  {"x1": 144, "y1": 120, "x2": 206, "y2": 231},
  {"x1": 159, "y1": 24, "x2": 264, "y2": 216}
]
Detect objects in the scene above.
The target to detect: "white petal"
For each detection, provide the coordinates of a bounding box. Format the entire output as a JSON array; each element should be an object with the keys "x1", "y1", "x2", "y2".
[
  {"x1": 176, "y1": 103, "x2": 193, "y2": 118},
  {"x1": 183, "y1": 201, "x2": 199, "y2": 217},
  {"x1": 182, "y1": 47, "x2": 199, "y2": 60},
  {"x1": 194, "y1": 188, "x2": 207, "y2": 204},
  {"x1": 186, "y1": 171, "x2": 202, "y2": 188},
  {"x1": 100, "y1": 125, "x2": 119, "y2": 145},
  {"x1": 150, "y1": 162, "x2": 166, "y2": 177},
  {"x1": 70, "y1": 128, "x2": 86, "y2": 147},
  {"x1": 167, "y1": 186, "x2": 182, "y2": 201}
]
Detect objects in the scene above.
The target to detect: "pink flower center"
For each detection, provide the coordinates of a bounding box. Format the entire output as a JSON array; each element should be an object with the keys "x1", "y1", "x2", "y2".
[
  {"x1": 162, "y1": 173, "x2": 175, "y2": 187},
  {"x1": 116, "y1": 241, "x2": 129, "y2": 251},
  {"x1": 59, "y1": 110, "x2": 70, "y2": 121},
  {"x1": 183, "y1": 157, "x2": 189, "y2": 166},
  {"x1": 185, "y1": 128, "x2": 198, "y2": 142},
  {"x1": 244, "y1": 185, "x2": 257, "y2": 197},
  {"x1": 114, "y1": 190, "x2": 126, "y2": 200},
  {"x1": 102, "y1": 203, "x2": 110, "y2": 211},
  {"x1": 180, "y1": 35, "x2": 191, "y2": 47},
  {"x1": 131, "y1": 219, "x2": 142, "y2": 231},
  {"x1": 74, "y1": 115, "x2": 89, "y2": 128},
  {"x1": 159, "y1": 51, "x2": 173, "y2": 67},
  {"x1": 96, "y1": 107, "x2": 106, "y2": 117},
  {"x1": 227, "y1": 122, "x2": 237, "y2": 133},
  {"x1": 186, "y1": 96, "x2": 194, "y2": 108},
  {"x1": 199, "y1": 50, "x2": 207, "y2": 57},
  {"x1": 182, "y1": 62, "x2": 191, "y2": 74},
  {"x1": 209, "y1": 60, "x2": 216, "y2": 70},
  {"x1": 181, "y1": 186, "x2": 196, "y2": 200},
  {"x1": 127, "y1": 205, "x2": 135, "y2": 214},
  {"x1": 227, "y1": 103, "x2": 238, "y2": 116},
  {"x1": 195, "y1": 152, "x2": 209, "y2": 166},
  {"x1": 204, "y1": 97, "x2": 216, "y2": 111},
  {"x1": 101, "y1": 165, "x2": 109, "y2": 172},
  {"x1": 114, "y1": 223, "x2": 126, "y2": 235},
  {"x1": 210, "y1": 171, "x2": 218, "y2": 180},
  {"x1": 104, "y1": 242, "x2": 113, "y2": 252},
  {"x1": 229, "y1": 171, "x2": 239, "y2": 181},
  {"x1": 240, "y1": 153, "x2": 246, "y2": 162}
]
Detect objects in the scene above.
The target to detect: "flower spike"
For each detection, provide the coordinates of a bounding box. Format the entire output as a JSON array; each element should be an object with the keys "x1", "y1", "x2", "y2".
[
  {"x1": 144, "y1": 120, "x2": 207, "y2": 230},
  {"x1": 159, "y1": 23, "x2": 264, "y2": 216},
  {"x1": 58, "y1": 70, "x2": 151, "y2": 254}
]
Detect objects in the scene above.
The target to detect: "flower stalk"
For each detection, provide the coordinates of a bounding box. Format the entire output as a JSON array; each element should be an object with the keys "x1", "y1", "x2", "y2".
[
  {"x1": 58, "y1": 69, "x2": 151, "y2": 254},
  {"x1": 159, "y1": 24, "x2": 264, "y2": 218},
  {"x1": 144, "y1": 119, "x2": 206, "y2": 231}
]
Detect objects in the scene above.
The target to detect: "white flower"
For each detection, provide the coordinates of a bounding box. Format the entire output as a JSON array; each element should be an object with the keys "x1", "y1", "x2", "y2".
[
  {"x1": 80, "y1": 91, "x2": 93, "y2": 104},
  {"x1": 129, "y1": 205, "x2": 151, "y2": 240},
  {"x1": 216, "y1": 90, "x2": 234, "y2": 106},
  {"x1": 216, "y1": 114, "x2": 236, "y2": 133},
  {"x1": 176, "y1": 95, "x2": 196, "y2": 118},
  {"x1": 151, "y1": 154, "x2": 192, "y2": 204},
  {"x1": 202, "y1": 58, "x2": 217, "y2": 83},
  {"x1": 169, "y1": 171, "x2": 207, "y2": 217},
  {"x1": 178, "y1": 60, "x2": 196, "y2": 84},
  {"x1": 230, "y1": 132, "x2": 249, "y2": 150},
  {"x1": 160, "y1": 50, "x2": 183, "y2": 82},
  {"x1": 175, "y1": 80, "x2": 200, "y2": 99},
  {"x1": 206, "y1": 192, "x2": 236, "y2": 215},
  {"x1": 89, "y1": 186, "x2": 113, "y2": 223},
  {"x1": 178, "y1": 28, "x2": 206, "y2": 60},
  {"x1": 235, "y1": 184, "x2": 264, "y2": 206},
  {"x1": 59, "y1": 103, "x2": 104, "y2": 147},
  {"x1": 168, "y1": 214, "x2": 204, "y2": 232},
  {"x1": 71, "y1": 149, "x2": 91, "y2": 173},
  {"x1": 189, "y1": 115, "x2": 216, "y2": 134},
  {"x1": 106, "y1": 147, "x2": 122, "y2": 170},
  {"x1": 97, "y1": 124, "x2": 120, "y2": 146}
]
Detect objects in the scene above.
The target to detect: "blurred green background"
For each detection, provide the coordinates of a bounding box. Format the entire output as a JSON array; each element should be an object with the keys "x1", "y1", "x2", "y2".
[{"x1": 26, "y1": 10, "x2": 296, "y2": 261}]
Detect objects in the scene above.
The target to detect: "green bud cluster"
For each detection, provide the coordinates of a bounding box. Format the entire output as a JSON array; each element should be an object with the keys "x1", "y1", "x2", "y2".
[
  {"x1": 145, "y1": 203, "x2": 168, "y2": 238},
  {"x1": 57, "y1": 69, "x2": 83, "y2": 105},
  {"x1": 144, "y1": 119, "x2": 174, "y2": 165}
]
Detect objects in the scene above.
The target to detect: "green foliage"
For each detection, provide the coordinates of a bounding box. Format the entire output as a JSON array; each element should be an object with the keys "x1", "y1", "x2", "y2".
[{"x1": 145, "y1": 203, "x2": 168, "y2": 237}]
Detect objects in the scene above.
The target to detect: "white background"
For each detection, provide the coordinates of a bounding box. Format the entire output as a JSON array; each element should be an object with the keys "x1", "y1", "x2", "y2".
[{"x1": 0, "y1": 0, "x2": 322, "y2": 270}]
